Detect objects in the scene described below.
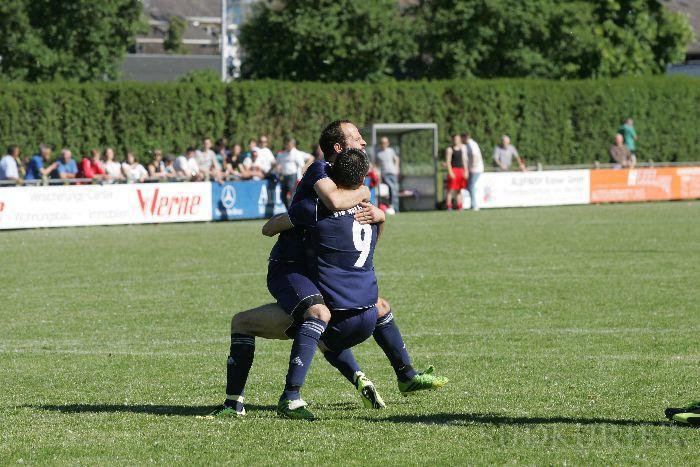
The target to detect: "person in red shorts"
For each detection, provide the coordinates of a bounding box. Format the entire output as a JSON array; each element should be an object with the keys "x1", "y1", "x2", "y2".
[{"x1": 444, "y1": 134, "x2": 468, "y2": 210}]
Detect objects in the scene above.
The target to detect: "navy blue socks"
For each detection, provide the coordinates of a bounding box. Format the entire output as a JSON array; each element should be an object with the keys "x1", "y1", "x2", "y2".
[
  {"x1": 373, "y1": 312, "x2": 417, "y2": 382},
  {"x1": 282, "y1": 317, "x2": 327, "y2": 400},
  {"x1": 225, "y1": 333, "x2": 255, "y2": 408},
  {"x1": 324, "y1": 348, "x2": 362, "y2": 386}
]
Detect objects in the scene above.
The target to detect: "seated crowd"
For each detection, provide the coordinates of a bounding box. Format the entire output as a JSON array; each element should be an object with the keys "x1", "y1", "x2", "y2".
[{"x1": 0, "y1": 136, "x2": 324, "y2": 193}]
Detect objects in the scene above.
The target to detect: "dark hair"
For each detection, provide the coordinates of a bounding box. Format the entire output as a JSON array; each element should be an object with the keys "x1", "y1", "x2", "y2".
[
  {"x1": 7, "y1": 144, "x2": 19, "y2": 155},
  {"x1": 186, "y1": 146, "x2": 196, "y2": 153},
  {"x1": 330, "y1": 148, "x2": 369, "y2": 189},
  {"x1": 319, "y1": 119, "x2": 353, "y2": 158}
]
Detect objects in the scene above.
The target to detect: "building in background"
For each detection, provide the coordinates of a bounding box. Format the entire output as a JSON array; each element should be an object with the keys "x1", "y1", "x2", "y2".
[
  {"x1": 121, "y1": 0, "x2": 700, "y2": 82},
  {"x1": 122, "y1": 0, "x2": 256, "y2": 81},
  {"x1": 664, "y1": 0, "x2": 700, "y2": 76}
]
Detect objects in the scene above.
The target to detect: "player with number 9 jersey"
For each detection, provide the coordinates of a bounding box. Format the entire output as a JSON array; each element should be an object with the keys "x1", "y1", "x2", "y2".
[{"x1": 289, "y1": 198, "x2": 378, "y2": 311}]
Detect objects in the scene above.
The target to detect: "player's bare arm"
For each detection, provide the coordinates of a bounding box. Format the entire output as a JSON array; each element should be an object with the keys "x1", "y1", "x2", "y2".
[
  {"x1": 315, "y1": 177, "x2": 370, "y2": 210},
  {"x1": 262, "y1": 213, "x2": 294, "y2": 237},
  {"x1": 445, "y1": 147, "x2": 454, "y2": 177},
  {"x1": 263, "y1": 201, "x2": 383, "y2": 237}
]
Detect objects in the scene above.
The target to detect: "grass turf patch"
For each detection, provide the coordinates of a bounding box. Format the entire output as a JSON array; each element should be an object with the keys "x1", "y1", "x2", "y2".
[{"x1": 1, "y1": 202, "x2": 698, "y2": 464}]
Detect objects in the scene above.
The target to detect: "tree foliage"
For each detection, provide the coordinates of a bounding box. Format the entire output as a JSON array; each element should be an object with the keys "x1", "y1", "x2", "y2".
[
  {"x1": 0, "y1": 0, "x2": 144, "y2": 82},
  {"x1": 1, "y1": 77, "x2": 698, "y2": 167},
  {"x1": 239, "y1": 0, "x2": 414, "y2": 81},
  {"x1": 164, "y1": 16, "x2": 188, "y2": 55},
  {"x1": 240, "y1": 0, "x2": 694, "y2": 81}
]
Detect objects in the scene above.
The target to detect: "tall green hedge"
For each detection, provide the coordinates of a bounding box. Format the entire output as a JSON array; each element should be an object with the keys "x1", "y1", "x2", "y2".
[{"x1": 0, "y1": 77, "x2": 698, "y2": 165}]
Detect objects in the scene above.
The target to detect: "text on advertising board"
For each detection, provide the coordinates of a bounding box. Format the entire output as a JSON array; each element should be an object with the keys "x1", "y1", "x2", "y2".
[{"x1": 137, "y1": 187, "x2": 202, "y2": 217}]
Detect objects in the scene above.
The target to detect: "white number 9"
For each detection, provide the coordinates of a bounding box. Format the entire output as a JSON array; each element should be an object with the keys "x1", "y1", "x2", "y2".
[{"x1": 352, "y1": 220, "x2": 372, "y2": 267}]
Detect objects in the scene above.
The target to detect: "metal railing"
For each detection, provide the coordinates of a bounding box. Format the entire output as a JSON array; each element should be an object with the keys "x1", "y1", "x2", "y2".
[
  {"x1": 0, "y1": 173, "x2": 258, "y2": 188},
  {"x1": 2, "y1": 160, "x2": 700, "y2": 188}
]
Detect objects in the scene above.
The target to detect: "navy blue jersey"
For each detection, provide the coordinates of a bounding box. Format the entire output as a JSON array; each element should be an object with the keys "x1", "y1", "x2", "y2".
[
  {"x1": 268, "y1": 160, "x2": 329, "y2": 262},
  {"x1": 290, "y1": 160, "x2": 329, "y2": 206},
  {"x1": 289, "y1": 198, "x2": 378, "y2": 311}
]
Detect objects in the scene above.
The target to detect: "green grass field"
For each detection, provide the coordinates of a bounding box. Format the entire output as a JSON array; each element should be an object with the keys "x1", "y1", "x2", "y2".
[{"x1": 1, "y1": 202, "x2": 698, "y2": 464}]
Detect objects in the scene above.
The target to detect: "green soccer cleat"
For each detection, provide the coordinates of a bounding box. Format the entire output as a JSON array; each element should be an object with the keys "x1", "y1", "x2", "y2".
[
  {"x1": 211, "y1": 405, "x2": 245, "y2": 418},
  {"x1": 356, "y1": 372, "x2": 386, "y2": 409},
  {"x1": 398, "y1": 365, "x2": 449, "y2": 396},
  {"x1": 665, "y1": 400, "x2": 700, "y2": 427},
  {"x1": 671, "y1": 412, "x2": 700, "y2": 427},
  {"x1": 277, "y1": 399, "x2": 316, "y2": 420},
  {"x1": 210, "y1": 398, "x2": 246, "y2": 418}
]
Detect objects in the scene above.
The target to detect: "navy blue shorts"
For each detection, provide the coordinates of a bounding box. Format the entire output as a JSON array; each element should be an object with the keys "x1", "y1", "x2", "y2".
[
  {"x1": 321, "y1": 306, "x2": 378, "y2": 352},
  {"x1": 267, "y1": 261, "x2": 324, "y2": 335}
]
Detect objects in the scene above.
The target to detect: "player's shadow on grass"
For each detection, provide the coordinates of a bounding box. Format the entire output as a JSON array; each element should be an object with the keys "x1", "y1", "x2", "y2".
[
  {"x1": 28, "y1": 404, "x2": 277, "y2": 416},
  {"x1": 366, "y1": 412, "x2": 668, "y2": 427}
]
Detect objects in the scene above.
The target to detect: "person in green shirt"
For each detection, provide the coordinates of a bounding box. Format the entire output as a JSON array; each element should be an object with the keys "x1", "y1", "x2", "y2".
[{"x1": 617, "y1": 118, "x2": 638, "y2": 155}]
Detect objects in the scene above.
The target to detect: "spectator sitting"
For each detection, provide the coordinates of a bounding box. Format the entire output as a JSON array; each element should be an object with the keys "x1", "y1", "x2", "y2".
[
  {"x1": 175, "y1": 147, "x2": 202, "y2": 181},
  {"x1": 196, "y1": 137, "x2": 222, "y2": 181},
  {"x1": 609, "y1": 133, "x2": 633, "y2": 169},
  {"x1": 25, "y1": 144, "x2": 56, "y2": 182},
  {"x1": 163, "y1": 155, "x2": 177, "y2": 178},
  {"x1": 253, "y1": 137, "x2": 276, "y2": 179},
  {"x1": 256, "y1": 134, "x2": 276, "y2": 163},
  {"x1": 237, "y1": 139, "x2": 258, "y2": 179},
  {"x1": 0, "y1": 145, "x2": 21, "y2": 183},
  {"x1": 224, "y1": 143, "x2": 244, "y2": 179},
  {"x1": 147, "y1": 150, "x2": 166, "y2": 178},
  {"x1": 244, "y1": 148, "x2": 261, "y2": 180},
  {"x1": 374, "y1": 136, "x2": 401, "y2": 214},
  {"x1": 462, "y1": 132, "x2": 484, "y2": 211},
  {"x1": 80, "y1": 149, "x2": 107, "y2": 180},
  {"x1": 276, "y1": 137, "x2": 313, "y2": 208},
  {"x1": 122, "y1": 152, "x2": 148, "y2": 183},
  {"x1": 215, "y1": 138, "x2": 230, "y2": 168},
  {"x1": 247, "y1": 148, "x2": 272, "y2": 181},
  {"x1": 103, "y1": 147, "x2": 124, "y2": 182},
  {"x1": 52, "y1": 149, "x2": 79, "y2": 180},
  {"x1": 493, "y1": 135, "x2": 525, "y2": 171}
]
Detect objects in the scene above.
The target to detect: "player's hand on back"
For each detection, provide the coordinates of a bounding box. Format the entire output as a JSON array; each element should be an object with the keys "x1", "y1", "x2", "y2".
[{"x1": 354, "y1": 202, "x2": 385, "y2": 225}]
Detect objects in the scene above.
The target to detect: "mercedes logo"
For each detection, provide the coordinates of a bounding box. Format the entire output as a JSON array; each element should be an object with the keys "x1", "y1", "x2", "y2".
[{"x1": 221, "y1": 185, "x2": 236, "y2": 210}]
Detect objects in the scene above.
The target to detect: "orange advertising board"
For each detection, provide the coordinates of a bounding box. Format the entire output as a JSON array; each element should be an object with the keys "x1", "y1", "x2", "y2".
[{"x1": 590, "y1": 167, "x2": 700, "y2": 203}]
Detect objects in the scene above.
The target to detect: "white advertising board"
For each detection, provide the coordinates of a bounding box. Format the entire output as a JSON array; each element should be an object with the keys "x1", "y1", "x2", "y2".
[
  {"x1": 0, "y1": 183, "x2": 212, "y2": 230},
  {"x1": 474, "y1": 170, "x2": 591, "y2": 209}
]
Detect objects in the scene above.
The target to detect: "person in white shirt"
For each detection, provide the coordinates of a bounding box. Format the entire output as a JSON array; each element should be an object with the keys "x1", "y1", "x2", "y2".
[
  {"x1": 122, "y1": 152, "x2": 148, "y2": 183},
  {"x1": 462, "y1": 132, "x2": 484, "y2": 211},
  {"x1": 276, "y1": 137, "x2": 313, "y2": 207},
  {"x1": 103, "y1": 147, "x2": 124, "y2": 182},
  {"x1": 247, "y1": 148, "x2": 275, "y2": 181},
  {"x1": 195, "y1": 137, "x2": 222, "y2": 181},
  {"x1": 175, "y1": 147, "x2": 202, "y2": 181},
  {"x1": 256, "y1": 135, "x2": 276, "y2": 164},
  {"x1": 374, "y1": 136, "x2": 401, "y2": 213},
  {"x1": 0, "y1": 145, "x2": 21, "y2": 182},
  {"x1": 250, "y1": 136, "x2": 276, "y2": 179}
]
